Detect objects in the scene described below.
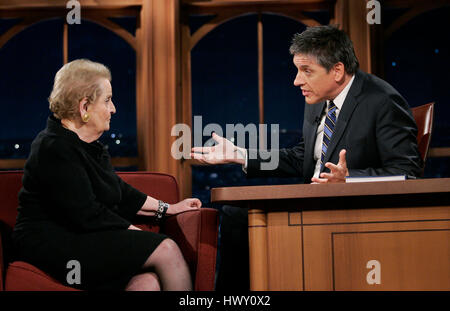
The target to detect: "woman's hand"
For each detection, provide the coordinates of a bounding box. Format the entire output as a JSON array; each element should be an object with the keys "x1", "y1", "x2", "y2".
[{"x1": 166, "y1": 198, "x2": 202, "y2": 216}]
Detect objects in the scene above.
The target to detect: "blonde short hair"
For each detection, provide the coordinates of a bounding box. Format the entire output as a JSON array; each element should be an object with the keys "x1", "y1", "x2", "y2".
[{"x1": 49, "y1": 59, "x2": 111, "y2": 120}]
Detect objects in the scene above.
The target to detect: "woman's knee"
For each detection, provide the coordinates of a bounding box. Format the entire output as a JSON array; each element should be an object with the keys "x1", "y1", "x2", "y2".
[
  {"x1": 143, "y1": 238, "x2": 185, "y2": 268},
  {"x1": 125, "y1": 272, "x2": 161, "y2": 291},
  {"x1": 158, "y1": 238, "x2": 181, "y2": 254}
]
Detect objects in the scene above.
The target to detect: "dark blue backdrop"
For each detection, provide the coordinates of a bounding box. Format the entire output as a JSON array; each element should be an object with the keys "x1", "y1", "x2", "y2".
[{"x1": 0, "y1": 8, "x2": 449, "y2": 202}]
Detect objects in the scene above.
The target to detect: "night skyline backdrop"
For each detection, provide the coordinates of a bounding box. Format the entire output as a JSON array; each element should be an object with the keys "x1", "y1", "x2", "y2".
[{"x1": 0, "y1": 7, "x2": 449, "y2": 203}]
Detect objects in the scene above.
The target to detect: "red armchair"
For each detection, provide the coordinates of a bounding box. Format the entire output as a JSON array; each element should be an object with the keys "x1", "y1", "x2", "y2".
[{"x1": 0, "y1": 171, "x2": 218, "y2": 291}]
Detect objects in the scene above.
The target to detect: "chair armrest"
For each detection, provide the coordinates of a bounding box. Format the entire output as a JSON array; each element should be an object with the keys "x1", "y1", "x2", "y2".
[
  {"x1": 0, "y1": 231, "x2": 4, "y2": 291},
  {"x1": 162, "y1": 208, "x2": 219, "y2": 291},
  {"x1": 0, "y1": 222, "x2": 12, "y2": 292},
  {"x1": 5, "y1": 261, "x2": 80, "y2": 291}
]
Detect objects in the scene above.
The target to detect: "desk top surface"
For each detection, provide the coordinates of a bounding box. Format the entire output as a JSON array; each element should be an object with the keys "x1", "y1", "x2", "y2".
[{"x1": 210, "y1": 178, "x2": 450, "y2": 203}]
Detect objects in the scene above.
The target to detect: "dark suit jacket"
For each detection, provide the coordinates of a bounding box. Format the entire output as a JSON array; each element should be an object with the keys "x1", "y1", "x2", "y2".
[{"x1": 247, "y1": 70, "x2": 423, "y2": 182}]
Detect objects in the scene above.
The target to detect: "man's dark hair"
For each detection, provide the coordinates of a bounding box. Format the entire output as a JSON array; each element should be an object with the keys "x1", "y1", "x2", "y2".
[{"x1": 289, "y1": 25, "x2": 359, "y2": 75}]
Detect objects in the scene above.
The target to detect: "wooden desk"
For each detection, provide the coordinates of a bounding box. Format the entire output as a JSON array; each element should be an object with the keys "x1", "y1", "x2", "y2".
[{"x1": 211, "y1": 178, "x2": 450, "y2": 291}]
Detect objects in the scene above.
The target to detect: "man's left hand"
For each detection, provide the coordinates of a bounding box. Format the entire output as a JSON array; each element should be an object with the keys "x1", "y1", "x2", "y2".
[{"x1": 311, "y1": 149, "x2": 349, "y2": 183}]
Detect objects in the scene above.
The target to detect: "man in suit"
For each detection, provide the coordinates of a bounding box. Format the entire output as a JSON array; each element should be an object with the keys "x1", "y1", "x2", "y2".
[
  {"x1": 192, "y1": 25, "x2": 422, "y2": 181},
  {"x1": 191, "y1": 25, "x2": 422, "y2": 289}
]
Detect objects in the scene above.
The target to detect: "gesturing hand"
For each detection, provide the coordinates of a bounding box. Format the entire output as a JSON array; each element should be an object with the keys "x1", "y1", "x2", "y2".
[
  {"x1": 311, "y1": 149, "x2": 349, "y2": 183},
  {"x1": 166, "y1": 198, "x2": 202, "y2": 216},
  {"x1": 190, "y1": 133, "x2": 246, "y2": 165}
]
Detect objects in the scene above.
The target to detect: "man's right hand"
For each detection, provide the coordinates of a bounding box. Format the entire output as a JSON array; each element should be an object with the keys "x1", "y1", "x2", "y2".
[{"x1": 190, "y1": 133, "x2": 246, "y2": 165}]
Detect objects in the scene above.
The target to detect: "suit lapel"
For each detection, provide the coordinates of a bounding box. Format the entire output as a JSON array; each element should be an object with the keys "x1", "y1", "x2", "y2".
[{"x1": 321, "y1": 70, "x2": 365, "y2": 169}]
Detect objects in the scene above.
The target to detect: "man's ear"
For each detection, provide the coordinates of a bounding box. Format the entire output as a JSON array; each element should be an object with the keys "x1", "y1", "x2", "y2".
[{"x1": 333, "y1": 62, "x2": 346, "y2": 82}]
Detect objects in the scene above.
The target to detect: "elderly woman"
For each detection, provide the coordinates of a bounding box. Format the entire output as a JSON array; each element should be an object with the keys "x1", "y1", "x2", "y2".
[{"x1": 12, "y1": 59, "x2": 201, "y2": 291}]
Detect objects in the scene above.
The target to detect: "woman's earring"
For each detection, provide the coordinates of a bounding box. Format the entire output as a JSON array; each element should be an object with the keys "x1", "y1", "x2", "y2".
[{"x1": 82, "y1": 113, "x2": 90, "y2": 123}]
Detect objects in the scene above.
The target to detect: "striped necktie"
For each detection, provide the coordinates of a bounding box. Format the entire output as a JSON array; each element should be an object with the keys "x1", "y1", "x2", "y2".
[{"x1": 321, "y1": 100, "x2": 337, "y2": 170}]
